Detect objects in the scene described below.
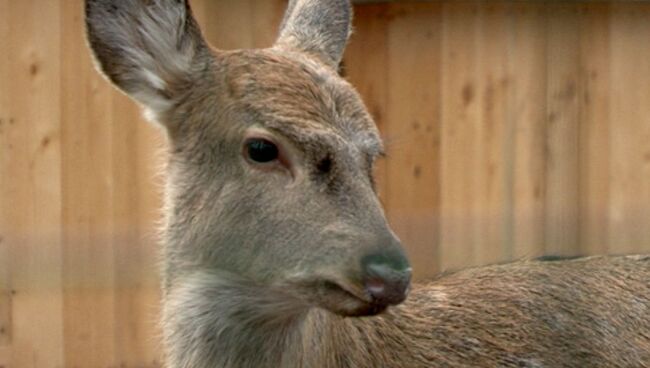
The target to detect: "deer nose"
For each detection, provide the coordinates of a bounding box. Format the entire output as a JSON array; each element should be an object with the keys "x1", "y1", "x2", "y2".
[{"x1": 361, "y1": 248, "x2": 412, "y2": 306}]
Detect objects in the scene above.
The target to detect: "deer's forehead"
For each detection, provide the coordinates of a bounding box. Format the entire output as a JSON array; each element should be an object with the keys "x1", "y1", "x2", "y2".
[{"x1": 221, "y1": 51, "x2": 378, "y2": 140}]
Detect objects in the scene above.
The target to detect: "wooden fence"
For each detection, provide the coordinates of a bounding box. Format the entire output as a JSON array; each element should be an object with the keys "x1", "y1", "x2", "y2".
[
  {"x1": 348, "y1": 2, "x2": 650, "y2": 278},
  {"x1": 0, "y1": 0, "x2": 649, "y2": 366}
]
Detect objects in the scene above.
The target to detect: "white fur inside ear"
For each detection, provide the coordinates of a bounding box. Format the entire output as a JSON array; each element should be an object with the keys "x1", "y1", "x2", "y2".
[
  {"x1": 137, "y1": 5, "x2": 195, "y2": 78},
  {"x1": 141, "y1": 68, "x2": 168, "y2": 91},
  {"x1": 133, "y1": 88, "x2": 173, "y2": 123},
  {"x1": 135, "y1": 67, "x2": 172, "y2": 118}
]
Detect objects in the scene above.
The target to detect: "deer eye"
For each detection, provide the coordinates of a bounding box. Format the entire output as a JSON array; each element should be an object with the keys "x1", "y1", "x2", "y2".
[{"x1": 245, "y1": 138, "x2": 279, "y2": 163}]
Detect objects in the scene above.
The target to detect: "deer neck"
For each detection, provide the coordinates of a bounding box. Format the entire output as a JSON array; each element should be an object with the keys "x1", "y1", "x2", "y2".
[{"x1": 164, "y1": 270, "x2": 386, "y2": 368}]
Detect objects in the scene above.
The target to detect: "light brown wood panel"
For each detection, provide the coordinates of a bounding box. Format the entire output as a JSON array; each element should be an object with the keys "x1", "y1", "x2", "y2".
[
  {"x1": 203, "y1": 0, "x2": 285, "y2": 49},
  {"x1": 110, "y1": 95, "x2": 164, "y2": 367},
  {"x1": 509, "y1": 2, "x2": 547, "y2": 259},
  {"x1": 544, "y1": 4, "x2": 581, "y2": 256},
  {"x1": 0, "y1": 346, "x2": 11, "y2": 368},
  {"x1": 0, "y1": 0, "x2": 11, "y2": 355},
  {"x1": 439, "y1": 1, "x2": 481, "y2": 270},
  {"x1": 473, "y1": 2, "x2": 511, "y2": 264},
  {"x1": 250, "y1": 0, "x2": 288, "y2": 47},
  {"x1": 2, "y1": 1, "x2": 65, "y2": 367},
  {"x1": 347, "y1": 1, "x2": 650, "y2": 270},
  {"x1": 579, "y1": 3, "x2": 611, "y2": 255},
  {"x1": 60, "y1": 0, "x2": 118, "y2": 364},
  {"x1": 204, "y1": 0, "x2": 257, "y2": 49},
  {"x1": 609, "y1": 4, "x2": 650, "y2": 252},
  {"x1": 385, "y1": 3, "x2": 442, "y2": 278},
  {"x1": 0, "y1": 291, "x2": 10, "y2": 348}
]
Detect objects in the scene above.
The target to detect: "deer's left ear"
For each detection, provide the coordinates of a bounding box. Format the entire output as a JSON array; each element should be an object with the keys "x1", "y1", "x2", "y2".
[
  {"x1": 275, "y1": 0, "x2": 353, "y2": 69},
  {"x1": 85, "y1": 0, "x2": 214, "y2": 119}
]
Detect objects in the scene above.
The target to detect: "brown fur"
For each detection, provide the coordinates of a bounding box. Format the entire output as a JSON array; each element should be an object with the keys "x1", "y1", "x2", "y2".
[{"x1": 84, "y1": 0, "x2": 650, "y2": 367}]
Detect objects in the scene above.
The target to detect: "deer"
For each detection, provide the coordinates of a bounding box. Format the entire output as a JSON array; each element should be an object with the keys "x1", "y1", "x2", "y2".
[{"x1": 84, "y1": 0, "x2": 650, "y2": 367}]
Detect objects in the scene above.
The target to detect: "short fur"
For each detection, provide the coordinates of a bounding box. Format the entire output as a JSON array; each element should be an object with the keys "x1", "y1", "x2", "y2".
[{"x1": 84, "y1": 1, "x2": 650, "y2": 367}]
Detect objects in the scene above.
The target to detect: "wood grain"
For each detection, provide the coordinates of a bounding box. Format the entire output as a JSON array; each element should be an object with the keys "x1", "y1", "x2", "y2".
[
  {"x1": 609, "y1": 3, "x2": 650, "y2": 253},
  {"x1": 202, "y1": 0, "x2": 285, "y2": 50},
  {"x1": 439, "y1": 1, "x2": 481, "y2": 270},
  {"x1": 509, "y1": 2, "x2": 548, "y2": 259},
  {"x1": 579, "y1": 3, "x2": 611, "y2": 255},
  {"x1": 61, "y1": 0, "x2": 117, "y2": 364},
  {"x1": 544, "y1": 3, "x2": 581, "y2": 256},
  {"x1": 473, "y1": 2, "x2": 511, "y2": 265},
  {"x1": 385, "y1": 2, "x2": 442, "y2": 279},
  {"x1": 3, "y1": 1, "x2": 65, "y2": 366},
  {"x1": 0, "y1": 0, "x2": 11, "y2": 350}
]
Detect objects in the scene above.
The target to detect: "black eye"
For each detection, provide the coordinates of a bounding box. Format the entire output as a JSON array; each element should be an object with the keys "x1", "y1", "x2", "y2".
[
  {"x1": 316, "y1": 155, "x2": 332, "y2": 174},
  {"x1": 245, "y1": 138, "x2": 279, "y2": 163}
]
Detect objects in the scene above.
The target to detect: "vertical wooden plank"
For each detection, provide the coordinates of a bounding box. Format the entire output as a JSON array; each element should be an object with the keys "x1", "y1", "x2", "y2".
[
  {"x1": 0, "y1": 289, "x2": 8, "y2": 367},
  {"x1": 439, "y1": 1, "x2": 480, "y2": 270},
  {"x1": 130, "y1": 110, "x2": 167, "y2": 367},
  {"x1": 578, "y1": 3, "x2": 611, "y2": 255},
  {"x1": 645, "y1": 8, "x2": 650, "y2": 252},
  {"x1": 111, "y1": 94, "x2": 164, "y2": 367},
  {"x1": 384, "y1": 3, "x2": 442, "y2": 279},
  {"x1": 251, "y1": 0, "x2": 286, "y2": 47},
  {"x1": 0, "y1": 0, "x2": 12, "y2": 355},
  {"x1": 0, "y1": 291, "x2": 9, "y2": 350},
  {"x1": 0, "y1": 347, "x2": 10, "y2": 368},
  {"x1": 474, "y1": 2, "x2": 512, "y2": 264},
  {"x1": 61, "y1": 0, "x2": 116, "y2": 366},
  {"x1": 203, "y1": 0, "x2": 255, "y2": 49},
  {"x1": 345, "y1": 4, "x2": 390, "y2": 215},
  {"x1": 0, "y1": 291, "x2": 9, "y2": 349},
  {"x1": 510, "y1": 3, "x2": 547, "y2": 259},
  {"x1": 609, "y1": 3, "x2": 650, "y2": 253},
  {"x1": 189, "y1": 0, "x2": 208, "y2": 28},
  {"x1": 544, "y1": 3, "x2": 581, "y2": 256},
  {"x1": 200, "y1": 0, "x2": 284, "y2": 50},
  {"x1": 111, "y1": 96, "x2": 140, "y2": 365},
  {"x1": 3, "y1": 0, "x2": 64, "y2": 366}
]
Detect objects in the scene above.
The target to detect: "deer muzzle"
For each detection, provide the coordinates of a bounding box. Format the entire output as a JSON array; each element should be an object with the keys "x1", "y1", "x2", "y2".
[{"x1": 361, "y1": 244, "x2": 412, "y2": 308}]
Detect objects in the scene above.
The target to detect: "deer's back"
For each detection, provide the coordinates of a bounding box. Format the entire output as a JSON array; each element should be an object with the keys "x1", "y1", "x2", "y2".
[{"x1": 363, "y1": 255, "x2": 650, "y2": 367}]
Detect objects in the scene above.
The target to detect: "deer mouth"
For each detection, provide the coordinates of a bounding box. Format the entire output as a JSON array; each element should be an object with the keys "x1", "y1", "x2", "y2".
[
  {"x1": 283, "y1": 277, "x2": 388, "y2": 317},
  {"x1": 317, "y1": 280, "x2": 389, "y2": 317}
]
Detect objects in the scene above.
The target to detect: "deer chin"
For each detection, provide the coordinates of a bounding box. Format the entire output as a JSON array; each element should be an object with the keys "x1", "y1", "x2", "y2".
[{"x1": 280, "y1": 276, "x2": 388, "y2": 317}]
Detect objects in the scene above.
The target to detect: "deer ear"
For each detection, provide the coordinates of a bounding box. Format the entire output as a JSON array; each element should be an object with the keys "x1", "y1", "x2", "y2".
[
  {"x1": 275, "y1": 0, "x2": 352, "y2": 69},
  {"x1": 85, "y1": 0, "x2": 212, "y2": 119}
]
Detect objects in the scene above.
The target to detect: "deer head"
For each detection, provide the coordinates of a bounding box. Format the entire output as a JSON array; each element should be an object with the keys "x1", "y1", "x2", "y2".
[{"x1": 85, "y1": 0, "x2": 411, "y2": 317}]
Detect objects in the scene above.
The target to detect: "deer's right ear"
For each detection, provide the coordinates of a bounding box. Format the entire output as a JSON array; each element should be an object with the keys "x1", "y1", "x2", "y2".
[{"x1": 85, "y1": 0, "x2": 213, "y2": 119}]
